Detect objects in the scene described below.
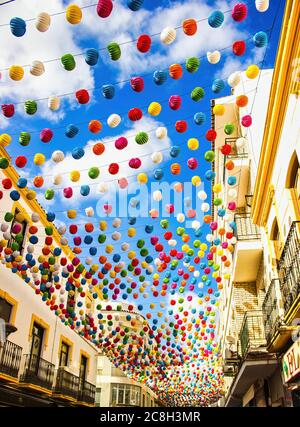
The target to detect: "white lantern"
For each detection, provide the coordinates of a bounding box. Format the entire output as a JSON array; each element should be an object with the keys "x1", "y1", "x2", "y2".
[
  {"x1": 27, "y1": 244, "x2": 35, "y2": 253},
  {"x1": 192, "y1": 220, "x2": 200, "y2": 230},
  {"x1": 31, "y1": 212, "x2": 40, "y2": 222},
  {"x1": 228, "y1": 189, "x2": 237, "y2": 198},
  {"x1": 85, "y1": 207, "x2": 94, "y2": 217},
  {"x1": 98, "y1": 182, "x2": 109, "y2": 193},
  {"x1": 151, "y1": 152, "x2": 163, "y2": 164},
  {"x1": 160, "y1": 27, "x2": 176, "y2": 45},
  {"x1": 201, "y1": 202, "x2": 210, "y2": 212},
  {"x1": 207, "y1": 50, "x2": 221, "y2": 64},
  {"x1": 228, "y1": 71, "x2": 241, "y2": 88},
  {"x1": 51, "y1": 150, "x2": 64, "y2": 163},
  {"x1": 36, "y1": 12, "x2": 51, "y2": 32},
  {"x1": 121, "y1": 243, "x2": 130, "y2": 251},
  {"x1": 198, "y1": 190, "x2": 207, "y2": 200},
  {"x1": 206, "y1": 234, "x2": 214, "y2": 243},
  {"x1": 48, "y1": 96, "x2": 60, "y2": 111},
  {"x1": 107, "y1": 113, "x2": 121, "y2": 128},
  {"x1": 112, "y1": 232, "x2": 121, "y2": 241},
  {"x1": 30, "y1": 60, "x2": 45, "y2": 76},
  {"x1": 58, "y1": 224, "x2": 66, "y2": 235},
  {"x1": 255, "y1": 0, "x2": 269, "y2": 12},
  {"x1": 177, "y1": 213, "x2": 185, "y2": 223},
  {"x1": 60, "y1": 237, "x2": 68, "y2": 246},
  {"x1": 168, "y1": 239, "x2": 177, "y2": 247},
  {"x1": 236, "y1": 137, "x2": 247, "y2": 149},
  {"x1": 153, "y1": 190, "x2": 162, "y2": 201},
  {"x1": 113, "y1": 218, "x2": 121, "y2": 228},
  {"x1": 53, "y1": 174, "x2": 62, "y2": 185},
  {"x1": 156, "y1": 127, "x2": 167, "y2": 139}
]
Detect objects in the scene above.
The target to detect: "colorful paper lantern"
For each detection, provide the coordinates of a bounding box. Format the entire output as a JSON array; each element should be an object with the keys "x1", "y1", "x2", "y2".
[
  {"x1": 48, "y1": 96, "x2": 60, "y2": 111},
  {"x1": 228, "y1": 71, "x2": 241, "y2": 88},
  {"x1": 93, "y1": 142, "x2": 105, "y2": 155},
  {"x1": 232, "y1": 3, "x2": 248, "y2": 22},
  {"x1": 102, "y1": 84, "x2": 115, "y2": 99},
  {"x1": 246, "y1": 64, "x2": 260, "y2": 79},
  {"x1": 169, "y1": 95, "x2": 182, "y2": 110},
  {"x1": 127, "y1": 0, "x2": 144, "y2": 11},
  {"x1": 253, "y1": 31, "x2": 268, "y2": 47},
  {"x1": 0, "y1": 134, "x2": 12, "y2": 147},
  {"x1": 191, "y1": 87, "x2": 205, "y2": 102},
  {"x1": 107, "y1": 42, "x2": 121, "y2": 60},
  {"x1": 65, "y1": 124, "x2": 79, "y2": 138},
  {"x1": 40, "y1": 128, "x2": 53, "y2": 143},
  {"x1": 232, "y1": 40, "x2": 246, "y2": 56},
  {"x1": 109, "y1": 163, "x2": 119, "y2": 175},
  {"x1": 24, "y1": 100, "x2": 37, "y2": 115},
  {"x1": 212, "y1": 79, "x2": 225, "y2": 93},
  {"x1": 61, "y1": 53, "x2": 76, "y2": 71},
  {"x1": 236, "y1": 95, "x2": 248, "y2": 108},
  {"x1": 148, "y1": 102, "x2": 162, "y2": 116},
  {"x1": 255, "y1": 0, "x2": 269, "y2": 12},
  {"x1": 128, "y1": 108, "x2": 143, "y2": 121},
  {"x1": 153, "y1": 70, "x2": 167, "y2": 85},
  {"x1": 160, "y1": 27, "x2": 176, "y2": 44},
  {"x1": 135, "y1": 132, "x2": 149, "y2": 145},
  {"x1": 34, "y1": 153, "x2": 45, "y2": 166},
  {"x1": 169, "y1": 64, "x2": 183, "y2": 80},
  {"x1": 115, "y1": 137, "x2": 128, "y2": 150},
  {"x1": 156, "y1": 127, "x2": 167, "y2": 139},
  {"x1": 207, "y1": 50, "x2": 221, "y2": 64},
  {"x1": 76, "y1": 89, "x2": 90, "y2": 104},
  {"x1": 137, "y1": 34, "x2": 151, "y2": 53},
  {"x1": 182, "y1": 18, "x2": 197, "y2": 36},
  {"x1": 9, "y1": 65, "x2": 24, "y2": 81},
  {"x1": 97, "y1": 0, "x2": 113, "y2": 18},
  {"x1": 72, "y1": 147, "x2": 85, "y2": 159},
  {"x1": 194, "y1": 112, "x2": 206, "y2": 125},
  {"x1": 175, "y1": 120, "x2": 187, "y2": 133},
  {"x1": 208, "y1": 11, "x2": 224, "y2": 28},
  {"x1": 89, "y1": 120, "x2": 102, "y2": 133},
  {"x1": 10, "y1": 17, "x2": 26, "y2": 37},
  {"x1": 186, "y1": 57, "x2": 200, "y2": 73},
  {"x1": 107, "y1": 113, "x2": 121, "y2": 128},
  {"x1": 85, "y1": 48, "x2": 99, "y2": 66},
  {"x1": 66, "y1": 4, "x2": 82, "y2": 24},
  {"x1": 19, "y1": 132, "x2": 31, "y2": 146},
  {"x1": 1, "y1": 104, "x2": 15, "y2": 118},
  {"x1": 30, "y1": 60, "x2": 45, "y2": 76},
  {"x1": 36, "y1": 12, "x2": 51, "y2": 32}
]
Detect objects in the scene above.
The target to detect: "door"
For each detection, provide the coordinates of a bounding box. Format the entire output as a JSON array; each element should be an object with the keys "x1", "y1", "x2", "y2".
[
  {"x1": 79, "y1": 355, "x2": 88, "y2": 392},
  {"x1": 29, "y1": 322, "x2": 44, "y2": 373}
]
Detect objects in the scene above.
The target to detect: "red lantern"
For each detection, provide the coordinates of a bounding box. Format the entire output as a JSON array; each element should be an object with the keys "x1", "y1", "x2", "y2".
[
  {"x1": 206, "y1": 129, "x2": 217, "y2": 142},
  {"x1": 232, "y1": 3, "x2": 248, "y2": 22},
  {"x1": 97, "y1": 0, "x2": 113, "y2": 18},
  {"x1": 232, "y1": 40, "x2": 246, "y2": 56},
  {"x1": 76, "y1": 89, "x2": 90, "y2": 104},
  {"x1": 69, "y1": 224, "x2": 77, "y2": 234},
  {"x1": 129, "y1": 158, "x2": 141, "y2": 169},
  {"x1": 187, "y1": 158, "x2": 198, "y2": 170},
  {"x1": 175, "y1": 120, "x2": 187, "y2": 133},
  {"x1": 15, "y1": 156, "x2": 27, "y2": 168},
  {"x1": 40, "y1": 128, "x2": 53, "y2": 143},
  {"x1": 221, "y1": 144, "x2": 232, "y2": 155},
  {"x1": 128, "y1": 107, "x2": 143, "y2": 121},
  {"x1": 169, "y1": 95, "x2": 182, "y2": 110},
  {"x1": 109, "y1": 163, "x2": 119, "y2": 175},
  {"x1": 1, "y1": 104, "x2": 15, "y2": 118},
  {"x1": 137, "y1": 34, "x2": 151, "y2": 53},
  {"x1": 2, "y1": 178, "x2": 12, "y2": 189},
  {"x1": 130, "y1": 76, "x2": 144, "y2": 92}
]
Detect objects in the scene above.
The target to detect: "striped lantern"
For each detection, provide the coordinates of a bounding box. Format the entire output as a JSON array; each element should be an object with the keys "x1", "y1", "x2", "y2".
[
  {"x1": 85, "y1": 48, "x2": 99, "y2": 66},
  {"x1": 40, "y1": 128, "x2": 53, "y2": 143},
  {"x1": 253, "y1": 31, "x2": 268, "y2": 48},
  {"x1": 76, "y1": 89, "x2": 90, "y2": 104},
  {"x1": 24, "y1": 100, "x2": 37, "y2": 115},
  {"x1": 89, "y1": 120, "x2": 102, "y2": 134},
  {"x1": 51, "y1": 150, "x2": 65, "y2": 163},
  {"x1": 153, "y1": 70, "x2": 167, "y2": 85},
  {"x1": 107, "y1": 42, "x2": 121, "y2": 60},
  {"x1": 128, "y1": 108, "x2": 143, "y2": 121},
  {"x1": 2, "y1": 104, "x2": 15, "y2": 118},
  {"x1": 61, "y1": 53, "x2": 76, "y2": 71},
  {"x1": 137, "y1": 34, "x2": 151, "y2": 53},
  {"x1": 130, "y1": 76, "x2": 144, "y2": 92},
  {"x1": 107, "y1": 114, "x2": 121, "y2": 128},
  {"x1": 155, "y1": 127, "x2": 167, "y2": 139},
  {"x1": 19, "y1": 132, "x2": 31, "y2": 146},
  {"x1": 66, "y1": 4, "x2": 83, "y2": 24},
  {"x1": 88, "y1": 167, "x2": 100, "y2": 179},
  {"x1": 102, "y1": 84, "x2": 115, "y2": 99},
  {"x1": 36, "y1": 12, "x2": 51, "y2": 32},
  {"x1": 212, "y1": 79, "x2": 225, "y2": 93},
  {"x1": 92, "y1": 142, "x2": 105, "y2": 155},
  {"x1": 72, "y1": 147, "x2": 85, "y2": 159},
  {"x1": 175, "y1": 120, "x2": 187, "y2": 133},
  {"x1": 255, "y1": 0, "x2": 269, "y2": 12},
  {"x1": 169, "y1": 95, "x2": 182, "y2": 110},
  {"x1": 65, "y1": 124, "x2": 79, "y2": 138},
  {"x1": 129, "y1": 158, "x2": 141, "y2": 169},
  {"x1": 135, "y1": 132, "x2": 149, "y2": 145},
  {"x1": 208, "y1": 10, "x2": 224, "y2": 28},
  {"x1": 97, "y1": 0, "x2": 113, "y2": 18},
  {"x1": 9, "y1": 65, "x2": 24, "y2": 81},
  {"x1": 228, "y1": 71, "x2": 241, "y2": 88},
  {"x1": 115, "y1": 137, "x2": 128, "y2": 150},
  {"x1": 232, "y1": 3, "x2": 248, "y2": 22},
  {"x1": 148, "y1": 102, "x2": 162, "y2": 116},
  {"x1": 160, "y1": 27, "x2": 176, "y2": 44},
  {"x1": 48, "y1": 96, "x2": 60, "y2": 111},
  {"x1": 169, "y1": 64, "x2": 183, "y2": 80},
  {"x1": 207, "y1": 50, "x2": 221, "y2": 64},
  {"x1": 30, "y1": 60, "x2": 45, "y2": 76},
  {"x1": 191, "y1": 87, "x2": 205, "y2": 102},
  {"x1": 186, "y1": 57, "x2": 200, "y2": 73},
  {"x1": 0, "y1": 134, "x2": 12, "y2": 147},
  {"x1": 108, "y1": 163, "x2": 119, "y2": 175},
  {"x1": 232, "y1": 40, "x2": 246, "y2": 56},
  {"x1": 194, "y1": 112, "x2": 206, "y2": 125},
  {"x1": 127, "y1": 0, "x2": 144, "y2": 11},
  {"x1": 182, "y1": 18, "x2": 197, "y2": 36},
  {"x1": 10, "y1": 17, "x2": 26, "y2": 37}
]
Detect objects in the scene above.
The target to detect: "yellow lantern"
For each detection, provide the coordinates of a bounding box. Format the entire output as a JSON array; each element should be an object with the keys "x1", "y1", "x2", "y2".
[
  {"x1": 187, "y1": 138, "x2": 199, "y2": 150},
  {"x1": 66, "y1": 4, "x2": 82, "y2": 24},
  {"x1": 148, "y1": 102, "x2": 162, "y2": 116},
  {"x1": 213, "y1": 104, "x2": 225, "y2": 116},
  {"x1": 34, "y1": 153, "x2": 46, "y2": 166},
  {"x1": 0, "y1": 134, "x2": 12, "y2": 147},
  {"x1": 9, "y1": 65, "x2": 24, "y2": 81},
  {"x1": 191, "y1": 175, "x2": 201, "y2": 186},
  {"x1": 246, "y1": 64, "x2": 260, "y2": 79},
  {"x1": 67, "y1": 210, "x2": 77, "y2": 219},
  {"x1": 70, "y1": 170, "x2": 80, "y2": 182},
  {"x1": 137, "y1": 173, "x2": 148, "y2": 184}
]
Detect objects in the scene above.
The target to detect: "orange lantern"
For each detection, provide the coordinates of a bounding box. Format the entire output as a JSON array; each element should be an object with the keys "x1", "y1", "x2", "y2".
[
  {"x1": 171, "y1": 163, "x2": 181, "y2": 175},
  {"x1": 182, "y1": 18, "x2": 197, "y2": 36},
  {"x1": 89, "y1": 119, "x2": 102, "y2": 133},
  {"x1": 236, "y1": 95, "x2": 248, "y2": 108},
  {"x1": 33, "y1": 175, "x2": 44, "y2": 188},
  {"x1": 225, "y1": 160, "x2": 235, "y2": 170},
  {"x1": 169, "y1": 64, "x2": 183, "y2": 80},
  {"x1": 93, "y1": 142, "x2": 105, "y2": 155},
  {"x1": 85, "y1": 223, "x2": 94, "y2": 233},
  {"x1": 204, "y1": 215, "x2": 212, "y2": 224}
]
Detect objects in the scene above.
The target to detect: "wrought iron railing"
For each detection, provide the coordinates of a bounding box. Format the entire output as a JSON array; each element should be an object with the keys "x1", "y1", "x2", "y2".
[
  {"x1": 234, "y1": 213, "x2": 261, "y2": 240},
  {"x1": 262, "y1": 279, "x2": 282, "y2": 343},
  {"x1": 78, "y1": 379, "x2": 96, "y2": 404},
  {"x1": 277, "y1": 221, "x2": 300, "y2": 314},
  {"x1": 239, "y1": 310, "x2": 266, "y2": 358},
  {"x1": 20, "y1": 354, "x2": 55, "y2": 390},
  {"x1": 53, "y1": 367, "x2": 80, "y2": 399},
  {"x1": 0, "y1": 340, "x2": 22, "y2": 378}
]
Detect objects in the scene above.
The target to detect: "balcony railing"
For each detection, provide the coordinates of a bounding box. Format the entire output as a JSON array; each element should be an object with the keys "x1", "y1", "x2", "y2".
[
  {"x1": 262, "y1": 279, "x2": 282, "y2": 343},
  {"x1": 20, "y1": 354, "x2": 55, "y2": 390},
  {"x1": 225, "y1": 137, "x2": 248, "y2": 159},
  {"x1": 234, "y1": 213, "x2": 261, "y2": 241},
  {"x1": 277, "y1": 221, "x2": 300, "y2": 314},
  {"x1": 0, "y1": 340, "x2": 22, "y2": 378},
  {"x1": 78, "y1": 379, "x2": 96, "y2": 404},
  {"x1": 53, "y1": 367, "x2": 80, "y2": 399},
  {"x1": 239, "y1": 310, "x2": 266, "y2": 358}
]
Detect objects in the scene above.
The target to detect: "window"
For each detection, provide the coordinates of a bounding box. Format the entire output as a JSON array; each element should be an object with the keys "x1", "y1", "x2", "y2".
[
  {"x1": 95, "y1": 388, "x2": 101, "y2": 406},
  {"x1": 111, "y1": 384, "x2": 141, "y2": 406},
  {"x1": 59, "y1": 342, "x2": 70, "y2": 367},
  {"x1": 0, "y1": 297, "x2": 13, "y2": 323},
  {"x1": 7, "y1": 208, "x2": 28, "y2": 255}
]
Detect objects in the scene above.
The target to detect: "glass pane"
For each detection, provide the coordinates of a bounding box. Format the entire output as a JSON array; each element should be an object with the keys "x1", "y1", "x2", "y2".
[
  {"x1": 118, "y1": 388, "x2": 124, "y2": 404},
  {"x1": 0, "y1": 297, "x2": 13, "y2": 323}
]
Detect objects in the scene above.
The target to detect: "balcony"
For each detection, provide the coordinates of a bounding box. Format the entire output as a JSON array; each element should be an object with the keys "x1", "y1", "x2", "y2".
[
  {"x1": 277, "y1": 221, "x2": 300, "y2": 317},
  {"x1": 231, "y1": 213, "x2": 263, "y2": 282},
  {"x1": 77, "y1": 380, "x2": 96, "y2": 405},
  {"x1": 239, "y1": 310, "x2": 266, "y2": 358},
  {"x1": 53, "y1": 367, "x2": 80, "y2": 400},
  {"x1": 0, "y1": 340, "x2": 22, "y2": 379},
  {"x1": 262, "y1": 279, "x2": 282, "y2": 344},
  {"x1": 225, "y1": 137, "x2": 248, "y2": 159},
  {"x1": 20, "y1": 354, "x2": 55, "y2": 391}
]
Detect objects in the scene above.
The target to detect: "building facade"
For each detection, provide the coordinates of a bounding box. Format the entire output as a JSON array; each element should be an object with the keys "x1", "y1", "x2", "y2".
[{"x1": 214, "y1": 0, "x2": 300, "y2": 407}]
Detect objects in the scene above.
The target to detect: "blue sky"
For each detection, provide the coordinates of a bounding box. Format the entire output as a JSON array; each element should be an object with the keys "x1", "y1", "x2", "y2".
[{"x1": 0, "y1": 0, "x2": 285, "y2": 401}]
